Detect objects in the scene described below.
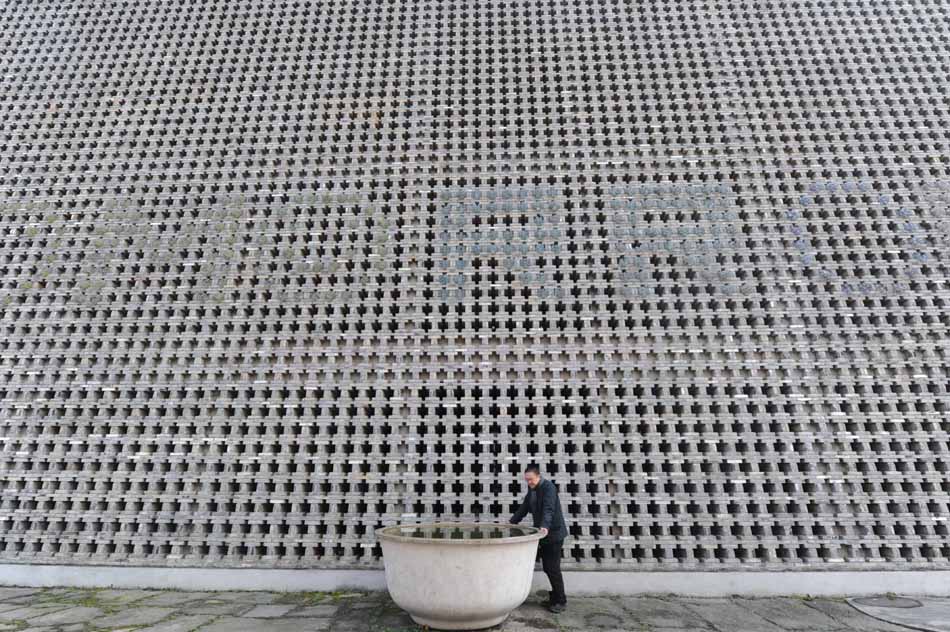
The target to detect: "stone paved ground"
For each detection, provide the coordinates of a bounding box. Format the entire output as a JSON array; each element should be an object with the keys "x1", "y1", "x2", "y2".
[{"x1": 0, "y1": 586, "x2": 922, "y2": 632}]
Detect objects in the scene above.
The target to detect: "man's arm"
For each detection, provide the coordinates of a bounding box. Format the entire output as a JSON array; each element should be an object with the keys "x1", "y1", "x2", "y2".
[
  {"x1": 509, "y1": 491, "x2": 530, "y2": 524},
  {"x1": 540, "y1": 481, "x2": 556, "y2": 531}
]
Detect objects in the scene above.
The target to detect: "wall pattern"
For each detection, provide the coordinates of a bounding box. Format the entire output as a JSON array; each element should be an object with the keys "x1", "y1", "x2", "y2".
[{"x1": 0, "y1": 0, "x2": 949, "y2": 570}]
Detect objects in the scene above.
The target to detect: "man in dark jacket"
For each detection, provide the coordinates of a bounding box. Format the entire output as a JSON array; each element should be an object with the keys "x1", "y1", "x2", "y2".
[{"x1": 509, "y1": 464, "x2": 568, "y2": 612}]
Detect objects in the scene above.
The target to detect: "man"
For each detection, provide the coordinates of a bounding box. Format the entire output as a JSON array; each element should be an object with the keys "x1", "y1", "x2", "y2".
[{"x1": 509, "y1": 464, "x2": 568, "y2": 612}]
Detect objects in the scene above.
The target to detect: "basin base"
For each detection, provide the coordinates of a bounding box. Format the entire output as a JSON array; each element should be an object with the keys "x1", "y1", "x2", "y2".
[{"x1": 410, "y1": 612, "x2": 508, "y2": 630}]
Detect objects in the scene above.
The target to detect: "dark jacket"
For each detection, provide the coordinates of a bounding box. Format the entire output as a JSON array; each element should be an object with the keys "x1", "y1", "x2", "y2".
[{"x1": 509, "y1": 478, "x2": 568, "y2": 542}]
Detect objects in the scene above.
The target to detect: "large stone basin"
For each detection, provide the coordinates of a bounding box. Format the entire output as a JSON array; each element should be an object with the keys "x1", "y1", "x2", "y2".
[{"x1": 376, "y1": 522, "x2": 546, "y2": 630}]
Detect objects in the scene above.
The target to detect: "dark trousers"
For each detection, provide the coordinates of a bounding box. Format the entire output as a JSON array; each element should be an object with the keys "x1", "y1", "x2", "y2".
[{"x1": 538, "y1": 538, "x2": 566, "y2": 604}]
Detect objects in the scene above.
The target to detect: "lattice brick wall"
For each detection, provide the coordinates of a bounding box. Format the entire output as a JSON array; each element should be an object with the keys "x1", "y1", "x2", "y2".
[{"x1": 0, "y1": 0, "x2": 949, "y2": 570}]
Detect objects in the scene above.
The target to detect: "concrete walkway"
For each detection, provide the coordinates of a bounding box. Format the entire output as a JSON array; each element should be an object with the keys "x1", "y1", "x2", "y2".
[{"x1": 0, "y1": 586, "x2": 929, "y2": 631}]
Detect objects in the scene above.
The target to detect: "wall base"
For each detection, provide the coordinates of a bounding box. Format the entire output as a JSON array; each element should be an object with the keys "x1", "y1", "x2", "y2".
[{"x1": 0, "y1": 565, "x2": 948, "y2": 596}]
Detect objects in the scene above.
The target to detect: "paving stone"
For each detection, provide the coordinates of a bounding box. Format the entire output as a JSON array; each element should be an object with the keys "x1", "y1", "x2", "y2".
[
  {"x1": 91, "y1": 606, "x2": 176, "y2": 628},
  {"x1": 738, "y1": 598, "x2": 846, "y2": 630},
  {"x1": 211, "y1": 591, "x2": 282, "y2": 604},
  {"x1": 588, "y1": 613, "x2": 627, "y2": 627},
  {"x1": 511, "y1": 601, "x2": 559, "y2": 624},
  {"x1": 134, "y1": 614, "x2": 218, "y2": 632},
  {"x1": 0, "y1": 603, "x2": 29, "y2": 615},
  {"x1": 543, "y1": 610, "x2": 632, "y2": 630},
  {"x1": 804, "y1": 600, "x2": 915, "y2": 631},
  {"x1": 35, "y1": 590, "x2": 90, "y2": 601},
  {"x1": 372, "y1": 611, "x2": 419, "y2": 630},
  {"x1": 24, "y1": 606, "x2": 104, "y2": 626},
  {"x1": 0, "y1": 596, "x2": 38, "y2": 605},
  {"x1": 534, "y1": 607, "x2": 590, "y2": 629},
  {"x1": 326, "y1": 622, "x2": 371, "y2": 632},
  {"x1": 0, "y1": 604, "x2": 71, "y2": 622},
  {"x1": 93, "y1": 589, "x2": 163, "y2": 604},
  {"x1": 179, "y1": 599, "x2": 254, "y2": 616},
  {"x1": 292, "y1": 605, "x2": 339, "y2": 617},
  {"x1": 0, "y1": 588, "x2": 42, "y2": 602},
  {"x1": 682, "y1": 598, "x2": 786, "y2": 632},
  {"x1": 198, "y1": 615, "x2": 332, "y2": 631},
  {"x1": 544, "y1": 595, "x2": 631, "y2": 630},
  {"x1": 242, "y1": 604, "x2": 297, "y2": 618},
  {"x1": 501, "y1": 620, "x2": 560, "y2": 632},
  {"x1": 138, "y1": 591, "x2": 214, "y2": 607},
  {"x1": 577, "y1": 597, "x2": 630, "y2": 618},
  {"x1": 620, "y1": 597, "x2": 715, "y2": 629}
]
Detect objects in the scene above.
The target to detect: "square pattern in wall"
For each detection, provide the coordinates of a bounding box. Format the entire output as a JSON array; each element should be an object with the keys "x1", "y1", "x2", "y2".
[{"x1": 0, "y1": 0, "x2": 949, "y2": 570}]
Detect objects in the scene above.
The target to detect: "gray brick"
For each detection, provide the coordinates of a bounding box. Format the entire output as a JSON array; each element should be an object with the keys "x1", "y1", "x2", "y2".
[
  {"x1": 0, "y1": 589, "x2": 42, "y2": 602},
  {"x1": 0, "y1": 604, "x2": 71, "y2": 622},
  {"x1": 242, "y1": 605, "x2": 296, "y2": 618},
  {"x1": 290, "y1": 605, "x2": 339, "y2": 618},
  {"x1": 179, "y1": 599, "x2": 254, "y2": 616},
  {"x1": 134, "y1": 614, "x2": 218, "y2": 632},
  {"x1": 92, "y1": 606, "x2": 176, "y2": 628},
  {"x1": 94, "y1": 589, "x2": 163, "y2": 604},
  {"x1": 211, "y1": 592, "x2": 282, "y2": 605},
  {"x1": 803, "y1": 601, "x2": 914, "y2": 632},
  {"x1": 620, "y1": 597, "x2": 715, "y2": 629},
  {"x1": 138, "y1": 592, "x2": 214, "y2": 607},
  {"x1": 738, "y1": 598, "x2": 845, "y2": 631},
  {"x1": 21, "y1": 606, "x2": 104, "y2": 626},
  {"x1": 682, "y1": 599, "x2": 787, "y2": 632},
  {"x1": 198, "y1": 616, "x2": 332, "y2": 631}
]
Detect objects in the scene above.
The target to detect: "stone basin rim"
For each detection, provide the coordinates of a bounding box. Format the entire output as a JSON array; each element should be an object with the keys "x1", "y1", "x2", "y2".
[{"x1": 376, "y1": 522, "x2": 546, "y2": 545}]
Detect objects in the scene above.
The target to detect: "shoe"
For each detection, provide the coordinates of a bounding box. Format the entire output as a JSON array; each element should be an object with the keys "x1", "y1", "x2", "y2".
[{"x1": 547, "y1": 602, "x2": 566, "y2": 613}]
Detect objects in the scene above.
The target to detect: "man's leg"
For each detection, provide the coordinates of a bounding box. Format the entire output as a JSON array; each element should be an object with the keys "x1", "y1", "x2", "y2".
[
  {"x1": 540, "y1": 539, "x2": 566, "y2": 605},
  {"x1": 536, "y1": 542, "x2": 551, "y2": 603}
]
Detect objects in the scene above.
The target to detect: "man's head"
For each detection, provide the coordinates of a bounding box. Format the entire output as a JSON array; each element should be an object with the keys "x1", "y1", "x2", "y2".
[{"x1": 524, "y1": 464, "x2": 542, "y2": 489}]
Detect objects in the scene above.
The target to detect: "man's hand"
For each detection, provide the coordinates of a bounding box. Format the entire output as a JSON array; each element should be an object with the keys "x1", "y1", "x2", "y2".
[{"x1": 539, "y1": 528, "x2": 548, "y2": 538}]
